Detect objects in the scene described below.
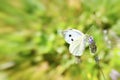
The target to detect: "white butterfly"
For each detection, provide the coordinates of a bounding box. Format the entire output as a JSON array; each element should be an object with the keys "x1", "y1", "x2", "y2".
[{"x1": 62, "y1": 29, "x2": 87, "y2": 57}]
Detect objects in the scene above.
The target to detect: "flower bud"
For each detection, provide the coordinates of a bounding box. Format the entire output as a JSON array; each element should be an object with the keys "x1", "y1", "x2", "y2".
[{"x1": 88, "y1": 36, "x2": 97, "y2": 53}]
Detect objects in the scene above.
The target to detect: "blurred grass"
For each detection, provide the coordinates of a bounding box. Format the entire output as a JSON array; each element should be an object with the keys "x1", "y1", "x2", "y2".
[{"x1": 0, "y1": 0, "x2": 120, "y2": 80}]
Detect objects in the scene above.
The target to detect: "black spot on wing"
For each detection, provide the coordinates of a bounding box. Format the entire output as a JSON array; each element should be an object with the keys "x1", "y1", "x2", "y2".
[
  {"x1": 71, "y1": 38, "x2": 74, "y2": 41},
  {"x1": 69, "y1": 34, "x2": 72, "y2": 37}
]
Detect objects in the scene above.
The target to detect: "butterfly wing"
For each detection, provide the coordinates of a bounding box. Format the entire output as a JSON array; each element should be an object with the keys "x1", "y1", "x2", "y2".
[
  {"x1": 62, "y1": 29, "x2": 84, "y2": 44},
  {"x1": 69, "y1": 35, "x2": 86, "y2": 56}
]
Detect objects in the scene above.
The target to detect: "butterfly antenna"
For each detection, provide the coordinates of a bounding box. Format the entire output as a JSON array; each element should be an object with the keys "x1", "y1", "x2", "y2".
[
  {"x1": 94, "y1": 56, "x2": 106, "y2": 80},
  {"x1": 85, "y1": 25, "x2": 94, "y2": 34}
]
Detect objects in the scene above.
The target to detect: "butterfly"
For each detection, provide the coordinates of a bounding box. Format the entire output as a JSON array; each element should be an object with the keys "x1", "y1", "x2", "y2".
[{"x1": 62, "y1": 29, "x2": 87, "y2": 57}]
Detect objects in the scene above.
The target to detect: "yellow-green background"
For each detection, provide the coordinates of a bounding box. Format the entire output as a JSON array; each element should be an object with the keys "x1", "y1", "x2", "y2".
[{"x1": 0, "y1": 0, "x2": 120, "y2": 80}]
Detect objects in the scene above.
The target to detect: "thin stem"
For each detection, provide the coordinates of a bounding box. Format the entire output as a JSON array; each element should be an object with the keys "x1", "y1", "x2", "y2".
[{"x1": 95, "y1": 55, "x2": 106, "y2": 80}]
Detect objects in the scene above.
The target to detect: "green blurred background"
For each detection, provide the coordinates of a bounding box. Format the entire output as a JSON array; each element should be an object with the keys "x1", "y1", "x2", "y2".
[{"x1": 0, "y1": 0, "x2": 120, "y2": 80}]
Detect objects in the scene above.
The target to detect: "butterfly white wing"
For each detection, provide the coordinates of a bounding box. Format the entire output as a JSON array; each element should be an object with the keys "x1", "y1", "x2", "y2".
[
  {"x1": 62, "y1": 29, "x2": 84, "y2": 44},
  {"x1": 69, "y1": 35, "x2": 86, "y2": 56}
]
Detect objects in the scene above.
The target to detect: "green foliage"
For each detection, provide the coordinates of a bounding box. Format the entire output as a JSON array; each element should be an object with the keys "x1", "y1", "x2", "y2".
[{"x1": 0, "y1": 0, "x2": 120, "y2": 80}]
